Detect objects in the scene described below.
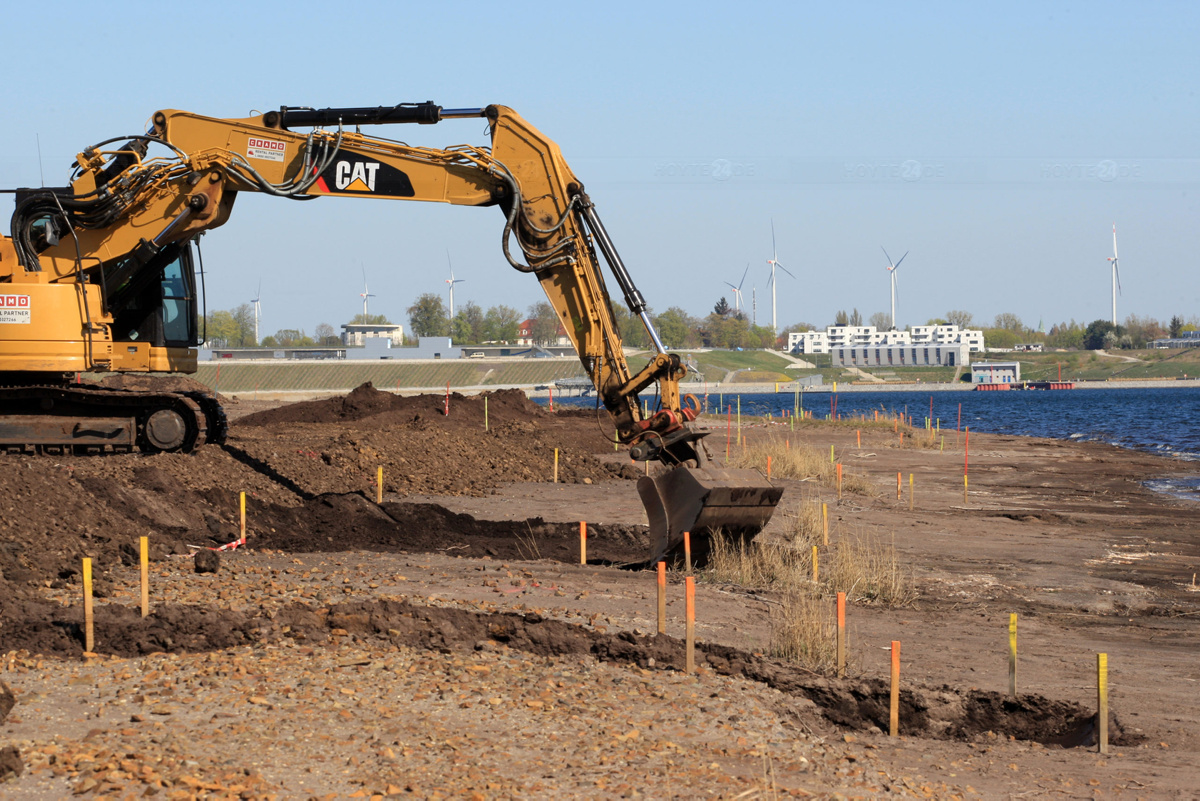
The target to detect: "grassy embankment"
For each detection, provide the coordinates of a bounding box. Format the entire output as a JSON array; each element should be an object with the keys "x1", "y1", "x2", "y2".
[{"x1": 184, "y1": 347, "x2": 1200, "y2": 393}]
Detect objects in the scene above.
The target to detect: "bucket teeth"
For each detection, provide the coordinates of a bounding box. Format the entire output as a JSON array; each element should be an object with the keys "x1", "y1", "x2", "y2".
[{"x1": 638, "y1": 467, "x2": 783, "y2": 566}]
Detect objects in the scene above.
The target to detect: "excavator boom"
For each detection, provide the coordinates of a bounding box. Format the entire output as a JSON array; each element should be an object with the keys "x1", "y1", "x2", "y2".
[{"x1": 1, "y1": 101, "x2": 782, "y2": 560}]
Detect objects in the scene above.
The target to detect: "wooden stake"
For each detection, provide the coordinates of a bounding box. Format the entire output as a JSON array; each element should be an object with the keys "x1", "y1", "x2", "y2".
[
  {"x1": 822, "y1": 502, "x2": 829, "y2": 546},
  {"x1": 1009, "y1": 613, "x2": 1018, "y2": 696},
  {"x1": 836, "y1": 592, "x2": 846, "y2": 678},
  {"x1": 657, "y1": 561, "x2": 666, "y2": 634},
  {"x1": 857, "y1": 429, "x2": 861, "y2": 448},
  {"x1": 239, "y1": 491, "x2": 246, "y2": 546},
  {"x1": 836, "y1": 464, "x2": 843, "y2": 499},
  {"x1": 553, "y1": 448, "x2": 559, "y2": 483},
  {"x1": 83, "y1": 557, "x2": 94, "y2": 654},
  {"x1": 964, "y1": 474, "x2": 969, "y2": 504},
  {"x1": 812, "y1": 545, "x2": 819, "y2": 583},
  {"x1": 890, "y1": 640, "x2": 901, "y2": 736},
  {"x1": 830, "y1": 444, "x2": 835, "y2": 464},
  {"x1": 579, "y1": 521, "x2": 587, "y2": 565},
  {"x1": 685, "y1": 576, "x2": 696, "y2": 674},
  {"x1": 767, "y1": 455, "x2": 772, "y2": 479},
  {"x1": 909, "y1": 473, "x2": 914, "y2": 512},
  {"x1": 376, "y1": 466, "x2": 383, "y2": 504},
  {"x1": 484, "y1": 396, "x2": 489, "y2": 431},
  {"x1": 139, "y1": 536, "x2": 149, "y2": 618},
  {"x1": 896, "y1": 472, "x2": 902, "y2": 500},
  {"x1": 683, "y1": 531, "x2": 692, "y2": 574},
  {"x1": 1097, "y1": 653, "x2": 1109, "y2": 754}
]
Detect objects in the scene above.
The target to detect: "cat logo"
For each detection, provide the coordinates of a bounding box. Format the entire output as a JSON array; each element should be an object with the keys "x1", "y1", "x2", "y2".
[
  {"x1": 334, "y1": 160, "x2": 381, "y2": 192},
  {"x1": 314, "y1": 155, "x2": 415, "y2": 197}
]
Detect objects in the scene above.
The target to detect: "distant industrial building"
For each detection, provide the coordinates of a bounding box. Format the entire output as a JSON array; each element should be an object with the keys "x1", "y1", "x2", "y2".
[
  {"x1": 358, "y1": 337, "x2": 458, "y2": 359},
  {"x1": 834, "y1": 345, "x2": 968, "y2": 368},
  {"x1": 341, "y1": 323, "x2": 404, "y2": 347},
  {"x1": 971, "y1": 361, "x2": 1021, "y2": 386},
  {"x1": 206, "y1": 347, "x2": 345, "y2": 361},
  {"x1": 1150, "y1": 331, "x2": 1200, "y2": 349},
  {"x1": 789, "y1": 324, "x2": 984, "y2": 355}
]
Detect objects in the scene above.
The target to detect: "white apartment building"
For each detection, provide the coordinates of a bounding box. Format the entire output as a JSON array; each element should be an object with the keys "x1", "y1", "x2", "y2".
[
  {"x1": 910, "y1": 324, "x2": 985, "y2": 351},
  {"x1": 789, "y1": 324, "x2": 984, "y2": 354}
]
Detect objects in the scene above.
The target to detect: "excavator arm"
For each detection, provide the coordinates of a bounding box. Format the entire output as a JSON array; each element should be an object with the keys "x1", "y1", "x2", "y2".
[{"x1": 3, "y1": 101, "x2": 782, "y2": 560}]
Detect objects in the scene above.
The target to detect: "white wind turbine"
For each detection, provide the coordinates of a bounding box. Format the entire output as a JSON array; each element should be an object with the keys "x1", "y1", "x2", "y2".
[
  {"x1": 445, "y1": 251, "x2": 466, "y2": 319},
  {"x1": 724, "y1": 263, "x2": 750, "y2": 315},
  {"x1": 1107, "y1": 224, "x2": 1121, "y2": 325},
  {"x1": 881, "y1": 247, "x2": 909, "y2": 330},
  {"x1": 359, "y1": 267, "x2": 376, "y2": 320},
  {"x1": 250, "y1": 281, "x2": 261, "y2": 345},
  {"x1": 765, "y1": 220, "x2": 795, "y2": 332}
]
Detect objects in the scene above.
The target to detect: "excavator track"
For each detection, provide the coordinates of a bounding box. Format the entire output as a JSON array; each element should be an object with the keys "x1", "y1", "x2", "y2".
[{"x1": 0, "y1": 385, "x2": 226, "y2": 455}]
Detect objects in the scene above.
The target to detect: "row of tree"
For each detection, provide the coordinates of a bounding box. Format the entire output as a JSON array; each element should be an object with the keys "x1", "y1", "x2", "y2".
[
  {"x1": 204, "y1": 294, "x2": 1198, "y2": 353},
  {"x1": 202, "y1": 304, "x2": 341, "y2": 348}
]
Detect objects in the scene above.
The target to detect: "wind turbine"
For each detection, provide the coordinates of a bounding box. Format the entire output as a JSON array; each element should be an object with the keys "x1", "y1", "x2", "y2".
[
  {"x1": 445, "y1": 251, "x2": 466, "y2": 319},
  {"x1": 359, "y1": 267, "x2": 376, "y2": 320},
  {"x1": 724, "y1": 263, "x2": 750, "y2": 316},
  {"x1": 765, "y1": 220, "x2": 795, "y2": 332},
  {"x1": 881, "y1": 247, "x2": 909, "y2": 330},
  {"x1": 250, "y1": 281, "x2": 261, "y2": 345},
  {"x1": 1107, "y1": 224, "x2": 1121, "y2": 325}
]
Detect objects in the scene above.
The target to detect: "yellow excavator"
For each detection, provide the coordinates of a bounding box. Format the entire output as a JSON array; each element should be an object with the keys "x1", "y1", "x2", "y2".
[{"x1": 0, "y1": 102, "x2": 781, "y2": 561}]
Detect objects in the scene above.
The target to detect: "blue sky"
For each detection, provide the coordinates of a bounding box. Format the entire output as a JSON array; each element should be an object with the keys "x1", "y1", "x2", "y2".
[{"x1": 3, "y1": 1, "x2": 1197, "y2": 337}]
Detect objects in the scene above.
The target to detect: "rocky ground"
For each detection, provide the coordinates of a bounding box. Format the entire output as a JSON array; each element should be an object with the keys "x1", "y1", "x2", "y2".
[{"x1": 1, "y1": 383, "x2": 1198, "y2": 798}]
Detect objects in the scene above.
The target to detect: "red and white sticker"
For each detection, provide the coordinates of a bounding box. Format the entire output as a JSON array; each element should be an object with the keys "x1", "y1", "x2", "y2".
[
  {"x1": 246, "y1": 136, "x2": 286, "y2": 162},
  {"x1": 0, "y1": 294, "x2": 30, "y2": 324}
]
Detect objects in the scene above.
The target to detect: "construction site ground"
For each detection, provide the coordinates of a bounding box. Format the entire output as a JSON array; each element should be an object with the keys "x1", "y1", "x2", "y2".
[{"x1": 1, "y1": 384, "x2": 1198, "y2": 798}]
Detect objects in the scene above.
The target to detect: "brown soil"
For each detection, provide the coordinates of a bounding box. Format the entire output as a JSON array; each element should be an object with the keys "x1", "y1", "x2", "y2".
[{"x1": 1, "y1": 384, "x2": 1199, "y2": 797}]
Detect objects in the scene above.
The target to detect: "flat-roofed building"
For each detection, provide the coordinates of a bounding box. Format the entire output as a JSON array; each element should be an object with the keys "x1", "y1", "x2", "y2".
[
  {"x1": 835, "y1": 345, "x2": 968, "y2": 368},
  {"x1": 971, "y1": 360, "x2": 1021, "y2": 385}
]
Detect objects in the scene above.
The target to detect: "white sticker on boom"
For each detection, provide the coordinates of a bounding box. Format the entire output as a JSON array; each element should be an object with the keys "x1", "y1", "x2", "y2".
[
  {"x1": 0, "y1": 294, "x2": 30, "y2": 324},
  {"x1": 246, "y1": 136, "x2": 286, "y2": 162}
]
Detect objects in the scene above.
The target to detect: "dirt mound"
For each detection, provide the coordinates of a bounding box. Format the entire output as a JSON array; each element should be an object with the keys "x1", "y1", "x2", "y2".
[
  {"x1": 236, "y1": 384, "x2": 544, "y2": 427},
  {"x1": 0, "y1": 387, "x2": 638, "y2": 605},
  {"x1": 0, "y1": 593, "x2": 1132, "y2": 749},
  {"x1": 251, "y1": 494, "x2": 649, "y2": 563},
  {"x1": 0, "y1": 600, "x2": 269, "y2": 657}
]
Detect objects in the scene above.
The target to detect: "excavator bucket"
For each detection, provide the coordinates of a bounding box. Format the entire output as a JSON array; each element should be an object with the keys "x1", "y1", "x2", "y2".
[{"x1": 638, "y1": 466, "x2": 784, "y2": 566}]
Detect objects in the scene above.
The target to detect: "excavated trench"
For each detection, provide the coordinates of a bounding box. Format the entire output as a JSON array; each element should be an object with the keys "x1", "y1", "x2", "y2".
[{"x1": 1, "y1": 597, "x2": 1133, "y2": 749}]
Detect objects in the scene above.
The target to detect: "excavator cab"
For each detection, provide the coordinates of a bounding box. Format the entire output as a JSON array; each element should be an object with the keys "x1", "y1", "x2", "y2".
[{"x1": 108, "y1": 242, "x2": 201, "y2": 350}]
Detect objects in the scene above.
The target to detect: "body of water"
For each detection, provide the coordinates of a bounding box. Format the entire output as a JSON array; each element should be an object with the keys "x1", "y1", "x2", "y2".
[{"x1": 543, "y1": 386, "x2": 1200, "y2": 462}]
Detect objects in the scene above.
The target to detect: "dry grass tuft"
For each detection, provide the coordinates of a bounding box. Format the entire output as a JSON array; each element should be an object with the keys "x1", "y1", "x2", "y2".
[
  {"x1": 702, "y1": 522, "x2": 912, "y2": 671},
  {"x1": 781, "y1": 499, "x2": 824, "y2": 547},
  {"x1": 727, "y1": 438, "x2": 876, "y2": 496},
  {"x1": 769, "y1": 589, "x2": 837, "y2": 671},
  {"x1": 825, "y1": 531, "x2": 916, "y2": 606},
  {"x1": 704, "y1": 532, "x2": 812, "y2": 590},
  {"x1": 893, "y1": 427, "x2": 944, "y2": 451}
]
